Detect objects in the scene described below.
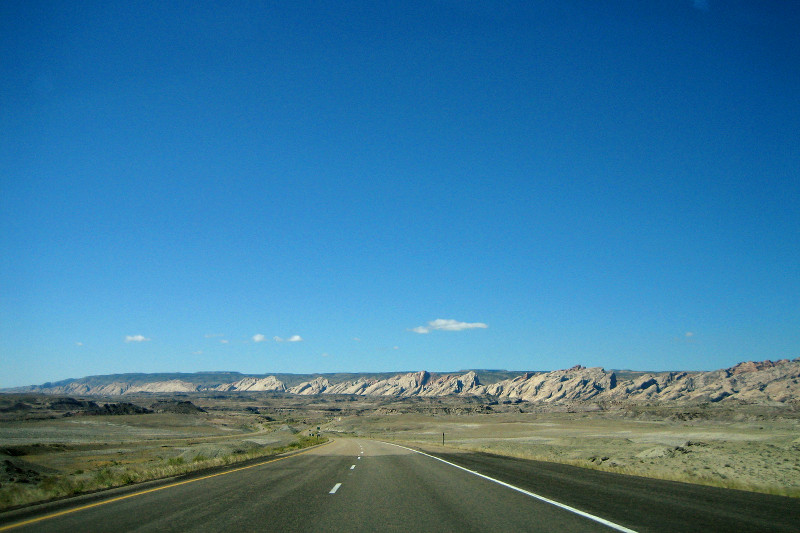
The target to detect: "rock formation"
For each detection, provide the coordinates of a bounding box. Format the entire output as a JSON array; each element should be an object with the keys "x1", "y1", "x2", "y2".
[
  {"x1": 289, "y1": 377, "x2": 331, "y2": 395},
  {"x1": 215, "y1": 376, "x2": 286, "y2": 392},
  {"x1": 5, "y1": 358, "x2": 799, "y2": 405}
]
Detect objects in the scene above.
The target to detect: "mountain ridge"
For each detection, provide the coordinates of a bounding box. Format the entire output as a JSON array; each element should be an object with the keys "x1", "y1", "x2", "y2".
[{"x1": 5, "y1": 358, "x2": 798, "y2": 405}]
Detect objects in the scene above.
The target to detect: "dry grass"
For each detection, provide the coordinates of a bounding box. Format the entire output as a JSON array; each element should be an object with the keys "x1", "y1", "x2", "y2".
[
  {"x1": 414, "y1": 439, "x2": 800, "y2": 497},
  {"x1": 332, "y1": 407, "x2": 800, "y2": 498},
  {"x1": 0, "y1": 434, "x2": 325, "y2": 510},
  {"x1": 0, "y1": 394, "x2": 336, "y2": 511},
  {"x1": 4, "y1": 393, "x2": 799, "y2": 509}
]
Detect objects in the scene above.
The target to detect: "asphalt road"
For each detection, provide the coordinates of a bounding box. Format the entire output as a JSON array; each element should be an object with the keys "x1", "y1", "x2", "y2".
[{"x1": 1, "y1": 439, "x2": 798, "y2": 532}]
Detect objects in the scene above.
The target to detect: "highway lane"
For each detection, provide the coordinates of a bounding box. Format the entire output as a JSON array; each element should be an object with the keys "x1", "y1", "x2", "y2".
[
  {"x1": 0, "y1": 438, "x2": 797, "y2": 532},
  {"x1": 409, "y1": 444, "x2": 800, "y2": 533},
  {"x1": 1, "y1": 439, "x2": 628, "y2": 532}
]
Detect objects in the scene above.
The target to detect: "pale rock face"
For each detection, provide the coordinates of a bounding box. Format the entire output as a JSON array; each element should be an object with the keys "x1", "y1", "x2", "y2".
[
  {"x1": 216, "y1": 376, "x2": 286, "y2": 392},
  {"x1": 10, "y1": 359, "x2": 800, "y2": 404},
  {"x1": 325, "y1": 378, "x2": 376, "y2": 395},
  {"x1": 485, "y1": 366, "x2": 616, "y2": 403},
  {"x1": 359, "y1": 371, "x2": 430, "y2": 396},
  {"x1": 319, "y1": 371, "x2": 482, "y2": 397},
  {"x1": 93, "y1": 382, "x2": 134, "y2": 395},
  {"x1": 289, "y1": 377, "x2": 330, "y2": 395},
  {"x1": 615, "y1": 360, "x2": 800, "y2": 404},
  {"x1": 419, "y1": 371, "x2": 484, "y2": 396},
  {"x1": 125, "y1": 380, "x2": 199, "y2": 393},
  {"x1": 483, "y1": 359, "x2": 800, "y2": 404},
  {"x1": 727, "y1": 359, "x2": 789, "y2": 376}
]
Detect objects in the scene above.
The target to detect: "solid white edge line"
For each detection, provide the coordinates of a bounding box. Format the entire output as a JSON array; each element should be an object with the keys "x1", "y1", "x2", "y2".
[
  {"x1": 382, "y1": 442, "x2": 638, "y2": 533},
  {"x1": 329, "y1": 483, "x2": 342, "y2": 494}
]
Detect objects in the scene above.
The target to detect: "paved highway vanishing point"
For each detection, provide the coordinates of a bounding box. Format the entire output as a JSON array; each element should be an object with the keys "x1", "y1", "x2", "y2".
[{"x1": 1, "y1": 439, "x2": 798, "y2": 532}]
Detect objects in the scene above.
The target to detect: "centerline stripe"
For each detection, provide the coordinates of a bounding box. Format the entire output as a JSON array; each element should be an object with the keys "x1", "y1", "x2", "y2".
[
  {"x1": 382, "y1": 442, "x2": 638, "y2": 533},
  {"x1": 0, "y1": 441, "x2": 333, "y2": 532}
]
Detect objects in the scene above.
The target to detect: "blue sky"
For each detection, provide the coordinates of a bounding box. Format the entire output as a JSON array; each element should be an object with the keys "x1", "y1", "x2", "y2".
[{"x1": 1, "y1": 1, "x2": 798, "y2": 387}]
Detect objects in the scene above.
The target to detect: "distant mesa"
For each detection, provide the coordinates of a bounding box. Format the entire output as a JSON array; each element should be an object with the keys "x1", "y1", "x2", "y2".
[{"x1": 3, "y1": 358, "x2": 799, "y2": 406}]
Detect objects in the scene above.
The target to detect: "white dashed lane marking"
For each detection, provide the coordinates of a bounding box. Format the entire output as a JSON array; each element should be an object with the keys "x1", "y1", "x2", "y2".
[{"x1": 329, "y1": 483, "x2": 342, "y2": 494}]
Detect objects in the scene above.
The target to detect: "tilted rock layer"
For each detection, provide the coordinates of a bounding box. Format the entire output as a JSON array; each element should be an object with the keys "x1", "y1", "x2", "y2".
[
  {"x1": 9, "y1": 359, "x2": 799, "y2": 404},
  {"x1": 215, "y1": 376, "x2": 286, "y2": 392}
]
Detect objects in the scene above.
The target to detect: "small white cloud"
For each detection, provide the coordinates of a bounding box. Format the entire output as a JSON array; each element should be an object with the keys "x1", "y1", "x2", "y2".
[
  {"x1": 393, "y1": 346, "x2": 399, "y2": 350},
  {"x1": 204, "y1": 333, "x2": 224, "y2": 338},
  {"x1": 274, "y1": 334, "x2": 302, "y2": 342},
  {"x1": 410, "y1": 319, "x2": 488, "y2": 334},
  {"x1": 321, "y1": 352, "x2": 330, "y2": 357},
  {"x1": 353, "y1": 337, "x2": 361, "y2": 342},
  {"x1": 685, "y1": 332, "x2": 694, "y2": 337},
  {"x1": 253, "y1": 334, "x2": 267, "y2": 342},
  {"x1": 193, "y1": 350, "x2": 203, "y2": 355},
  {"x1": 430, "y1": 318, "x2": 488, "y2": 331},
  {"x1": 125, "y1": 335, "x2": 150, "y2": 343},
  {"x1": 220, "y1": 339, "x2": 229, "y2": 344},
  {"x1": 75, "y1": 342, "x2": 83, "y2": 346}
]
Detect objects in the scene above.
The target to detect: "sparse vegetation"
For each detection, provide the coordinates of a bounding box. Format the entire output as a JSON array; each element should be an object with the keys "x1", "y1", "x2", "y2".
[
  {"x1": 0, "y1": 393, "x2": 333, "y2": 510},
  {"x1": 328, "y1": 399, "x2": 800, "y2": 498},
  {"x1": 1, "y1": 390, "x2": 798, "y2": 513},
  {"x1": 0, "y1": 433, "x2": 327, "y2": 510}
]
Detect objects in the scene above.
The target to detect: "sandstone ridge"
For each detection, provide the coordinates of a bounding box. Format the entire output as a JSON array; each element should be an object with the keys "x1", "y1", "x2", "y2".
[{"x1": 6, "y1": 359, "x2": 799, "y2": 404}]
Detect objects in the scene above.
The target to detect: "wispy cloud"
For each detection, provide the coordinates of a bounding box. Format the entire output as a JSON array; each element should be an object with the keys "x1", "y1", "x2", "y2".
[
  {"x1": 253, "y1": 334, "x2": 267, "y2": 342},
  {"x1": 673, "y1": 331, "x2": 697, "y2": 343},
  {"x1": 75, "y1": 342, "x2": 83, "y2": 347},
  {"x1": 274, "y1": 335, "x2": 303, "y2": 342},
  {"x1": 125, "y1": 335, "x2": 150, "y2": 343},
  {"x1": 410, "y1": 318, "x2": 488, "y2": 334},
  {"x1": 220, "y1": 339, "x2": 229, "y2": 344},
  {"x1": 204, "y1": 333, "x2": 224, "y2": 338}
]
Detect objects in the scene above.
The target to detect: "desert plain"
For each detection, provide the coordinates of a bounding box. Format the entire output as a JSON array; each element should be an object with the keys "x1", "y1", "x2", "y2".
[{"x1": 1, "y1": 389, "x2": 798, "y2": 511}]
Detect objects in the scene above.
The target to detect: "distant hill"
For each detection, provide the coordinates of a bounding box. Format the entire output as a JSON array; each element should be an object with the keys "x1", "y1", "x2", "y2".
[
  {"x1": 25, "y1": 371, "x2": 503, "y2": 391},
  {"x1": 4, "y1": 359, "x2": 798, "y2": 405}
]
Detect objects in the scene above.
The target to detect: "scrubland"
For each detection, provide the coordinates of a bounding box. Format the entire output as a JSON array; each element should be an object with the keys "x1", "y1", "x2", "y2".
[
  {"x1": 0, "y1": 394, "x2": 328, "y2": 510},
  {"x1": 1, "y1": 393, "x2": 798, "y2": 511},
  {"x1": 329, "y1": 399, "x2": 800, "y2": 497}
]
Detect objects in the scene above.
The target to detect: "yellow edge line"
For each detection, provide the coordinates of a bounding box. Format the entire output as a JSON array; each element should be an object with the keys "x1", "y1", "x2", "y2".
[{"x1": 0, "y1": 441, "x2": 332, "y2": 532}]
